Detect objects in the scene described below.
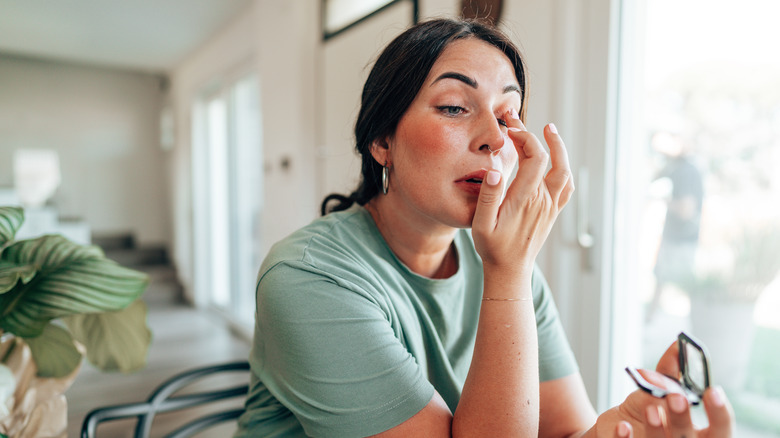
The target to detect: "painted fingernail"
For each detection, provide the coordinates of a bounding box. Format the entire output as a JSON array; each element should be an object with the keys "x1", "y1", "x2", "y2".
[
  {"x1": 669, "y1": 394, "x2": 687, "y2": 413},
  {"x1": 511, "y1": 108, "x2": 520, "y2": 119},
  {"x1": 548, "y1": 122, "x2": 558, "y2": 134},
  {"x1": 617, "y1": 422, "x2": 630, "y2": 437},
  {"x1": 486, "y1": 170, "x2": 501, "y2": 186},
  {"x1": 646, "y1": 405, "x2": 662, "y2": 427},
  {"x1": 710, "y1": 386, "x2": 725, "y2": 407}
]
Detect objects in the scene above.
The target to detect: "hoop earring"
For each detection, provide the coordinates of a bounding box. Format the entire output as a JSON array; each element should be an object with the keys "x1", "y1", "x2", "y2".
[{"x1": 382, "y1": 163, "x2": 389, "y2": 195}]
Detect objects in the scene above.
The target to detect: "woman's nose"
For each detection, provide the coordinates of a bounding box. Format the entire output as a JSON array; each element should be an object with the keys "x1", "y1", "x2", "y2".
[{"x1": 476, "y1": 114, "x2": 506, "y2": 155}]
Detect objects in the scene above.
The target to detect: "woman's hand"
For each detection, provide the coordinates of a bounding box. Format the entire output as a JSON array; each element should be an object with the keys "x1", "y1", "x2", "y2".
[
  {"x1": 594, "y1": 342, "x2": 735, "y2": 438},
  {"x1": 472, "y1": 111, "x2": 574, "y2": 277}
]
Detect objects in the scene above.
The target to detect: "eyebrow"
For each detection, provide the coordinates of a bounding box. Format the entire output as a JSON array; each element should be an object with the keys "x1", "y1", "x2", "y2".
[
  {"x1": 433, "y1": 72, "x2": 477, "y2": 88},
  {"x1": 503, "y1": 84, "x2": 522, "y2": 95},
  {"x1": 432, "y1": 71, "x2": 521, "y2": 96}
]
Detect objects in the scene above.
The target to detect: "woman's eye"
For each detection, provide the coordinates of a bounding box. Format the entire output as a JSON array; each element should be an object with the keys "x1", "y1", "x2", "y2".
[
  {"x1": 438, "y1": 105, "x2": 465, "y2": 116},
  {"x1": 497, "y1": 117, "x2": 508, "y2": 127}
]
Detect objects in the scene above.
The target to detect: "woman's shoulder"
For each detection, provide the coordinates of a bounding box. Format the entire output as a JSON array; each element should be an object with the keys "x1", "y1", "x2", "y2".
[{"x1": 259, "y1": 205, "x2": 386, "y2": 278}]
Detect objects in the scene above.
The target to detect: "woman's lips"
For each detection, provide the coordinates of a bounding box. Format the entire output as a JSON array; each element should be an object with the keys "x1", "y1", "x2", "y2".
[{"x1": 455, "y1": 169, "x2": 489, "y2": 196}]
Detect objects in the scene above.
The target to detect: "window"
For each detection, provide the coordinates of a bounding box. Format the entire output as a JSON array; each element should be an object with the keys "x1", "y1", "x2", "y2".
[{"x1": 612, "y1": 0, "x2": 780, "y2": 435}]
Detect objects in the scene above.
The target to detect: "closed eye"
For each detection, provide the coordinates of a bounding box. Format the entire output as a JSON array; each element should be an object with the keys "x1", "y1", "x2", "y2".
[{"x1": 437, "y1": 105, "x2": 466, "y2": 116}]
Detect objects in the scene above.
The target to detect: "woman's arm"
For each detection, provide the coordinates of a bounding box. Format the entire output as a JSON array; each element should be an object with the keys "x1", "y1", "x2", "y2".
[
  {"x1": 453, "y1": 267, "x2": 540, "y2": 436},
  {"x1": 371, "y1": 268, "x2": 540, "y2": 438}
]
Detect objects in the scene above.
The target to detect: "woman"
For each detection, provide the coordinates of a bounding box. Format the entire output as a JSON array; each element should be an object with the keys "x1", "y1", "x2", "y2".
[{"x1": 235, "y1": 18, "x2": 734, "y2": 437}]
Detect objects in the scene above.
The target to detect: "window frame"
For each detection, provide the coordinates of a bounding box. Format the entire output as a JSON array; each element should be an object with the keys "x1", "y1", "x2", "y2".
[{"x1": 321, "y1": 0, "x2": 418, "y2": 40}]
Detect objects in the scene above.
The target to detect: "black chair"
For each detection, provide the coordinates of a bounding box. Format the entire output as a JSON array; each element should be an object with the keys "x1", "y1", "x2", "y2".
[{"x1": 80, "y1": 361, "x2": 250, "y2": 438}]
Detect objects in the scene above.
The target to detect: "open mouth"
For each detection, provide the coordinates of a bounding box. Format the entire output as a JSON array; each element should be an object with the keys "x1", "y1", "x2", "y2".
[
  {"x1": 455, "y1": 170, "x2": 489, "y2": 196},
  {"x1": 457, "y1": 169, "x2": 489, "y2": 185}
]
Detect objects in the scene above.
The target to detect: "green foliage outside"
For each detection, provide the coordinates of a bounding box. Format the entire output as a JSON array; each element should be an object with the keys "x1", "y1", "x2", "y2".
[{"x1": 728, "y1": 326, "x2": 780, "y2": 434}]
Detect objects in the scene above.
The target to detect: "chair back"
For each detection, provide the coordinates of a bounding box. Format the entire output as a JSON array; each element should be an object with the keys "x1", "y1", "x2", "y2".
[{"x1": 81, "y1": 361, "x2": 250, "y2": 438}]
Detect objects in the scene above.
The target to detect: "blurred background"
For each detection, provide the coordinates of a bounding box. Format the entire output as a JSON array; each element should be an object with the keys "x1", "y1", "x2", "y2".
[{"x1": 0, "y1": 0, "x2": 777, "y2": 436}]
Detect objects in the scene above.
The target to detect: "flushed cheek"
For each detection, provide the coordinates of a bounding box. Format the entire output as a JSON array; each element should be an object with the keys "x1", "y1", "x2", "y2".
[{"x1": 398, "y1": 119, "x2": 463, "y2": 157}]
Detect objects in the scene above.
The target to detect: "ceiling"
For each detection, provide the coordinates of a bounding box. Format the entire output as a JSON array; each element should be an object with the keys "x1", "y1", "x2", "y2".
[{"x1": 0, "y1": 0, "x2": 254, "y2": 74}]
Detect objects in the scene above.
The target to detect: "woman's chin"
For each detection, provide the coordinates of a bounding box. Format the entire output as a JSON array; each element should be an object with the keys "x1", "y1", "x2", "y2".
[{"x1": 453, "y1": 207, "x2": 478, "y2": 229}]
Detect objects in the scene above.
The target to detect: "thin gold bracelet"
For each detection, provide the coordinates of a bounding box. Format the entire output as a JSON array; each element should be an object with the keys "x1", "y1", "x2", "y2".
[{"x1": 482, "y1": 297, "x2": 532, "y2": 302}]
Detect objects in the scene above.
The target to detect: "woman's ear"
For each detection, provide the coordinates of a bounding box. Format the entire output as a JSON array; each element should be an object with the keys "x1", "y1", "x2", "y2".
[{"x1": 369, "y1": 137, "x2": 391, "y2": 166}]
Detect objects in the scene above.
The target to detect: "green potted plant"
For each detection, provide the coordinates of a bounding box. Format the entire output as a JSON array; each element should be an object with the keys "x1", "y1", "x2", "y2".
[{"x1": 0, "y1": 206, "x2": 151, "y2": 437}]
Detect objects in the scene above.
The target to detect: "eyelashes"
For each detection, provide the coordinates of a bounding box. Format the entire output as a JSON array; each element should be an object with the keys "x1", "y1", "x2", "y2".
[
  {"x1": 436, "y1": 105, "x2": 518, "y2": 128},
  {"x1": 437, "y1": 105, "x2": 465, "y2": 116}
]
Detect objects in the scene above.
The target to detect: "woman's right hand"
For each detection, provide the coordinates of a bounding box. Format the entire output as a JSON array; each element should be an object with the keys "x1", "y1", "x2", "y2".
[{"x1": 472, "y1": 113, "x2": 575, "y2": 279}]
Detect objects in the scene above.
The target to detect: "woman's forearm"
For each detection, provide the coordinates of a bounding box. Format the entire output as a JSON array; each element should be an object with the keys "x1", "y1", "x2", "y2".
[{"x1": 452, "y1": 268, "x2": 539, "y2": 437}]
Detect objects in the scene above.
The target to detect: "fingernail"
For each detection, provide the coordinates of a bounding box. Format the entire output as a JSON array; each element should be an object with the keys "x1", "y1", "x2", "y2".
[
  {"x1": 669, "y1": 394, "x2": 687, "y2": 413},
  {"x1": 548, "y1": 122, "x2": 558, "y2": 134},
  {"x1": 509, "y1": 108, "x2": 519, "y2": 119},
  {"x1": 646, "y1": 405, "x2": 662, "y2": 427},
  {"x1": 617, "y1": 422, "x2": 630, "y2": 437},
  {"x1": 486, "y1": 170, "x2": 501, "y2": 186},
  {"x1": 709, "y1": 386, "x2": 725, "y2": 407}
]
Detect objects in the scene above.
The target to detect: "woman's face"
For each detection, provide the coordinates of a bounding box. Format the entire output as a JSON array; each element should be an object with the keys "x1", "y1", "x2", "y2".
[{"x1": 374, "y1": 37, "x2": 521, "y2": 230}]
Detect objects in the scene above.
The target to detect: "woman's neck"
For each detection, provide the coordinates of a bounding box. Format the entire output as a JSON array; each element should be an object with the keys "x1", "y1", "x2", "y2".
[{"x1": 365, "y1": 198, "x2": 458, "y2": 279}]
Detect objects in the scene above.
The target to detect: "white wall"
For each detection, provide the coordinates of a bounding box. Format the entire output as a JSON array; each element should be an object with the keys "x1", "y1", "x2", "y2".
[
  {"x1": 168, "y1": 0, "x2": 319, "y2": 300},
  {"x1": 0, "y1": 55, "x2": 170, "y2": 246}
]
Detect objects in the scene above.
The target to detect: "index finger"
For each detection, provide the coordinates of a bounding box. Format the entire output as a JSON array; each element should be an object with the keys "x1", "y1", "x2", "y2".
[
  {"x1": 503, "y1": 108, "x2": 530, "y2": 156},
  {"x1": 503, "y1": 110, "x2": 548, "y2": 193}
]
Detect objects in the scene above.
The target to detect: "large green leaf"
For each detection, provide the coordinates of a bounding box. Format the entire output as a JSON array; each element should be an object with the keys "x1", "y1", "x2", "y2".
[
  {"x1": 0, "y1": 206, "x2": 24, "y2": 246},
  {"x1": 24, "y1": 323, "x2": 83, "y2": 378},
  {"x1": 64, "y1": 299, "x2": 151, "y2": 373},
  {"x1": 0, "y1": 235, "x2": 148, "y2": 337},
  {"x1": 0, "y1": 261, "x2": 37, "y2": 294}
]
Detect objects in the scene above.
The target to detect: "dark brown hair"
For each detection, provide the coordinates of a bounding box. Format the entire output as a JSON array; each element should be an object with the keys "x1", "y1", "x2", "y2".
[{"x1": 321, "y1": 17, "x2": 528, "y2": 215}]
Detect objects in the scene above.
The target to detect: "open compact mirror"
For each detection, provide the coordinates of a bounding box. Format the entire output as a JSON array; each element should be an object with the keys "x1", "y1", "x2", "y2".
[{"x1": 625, "y1": 332, "x2": 711, "y2": 405}]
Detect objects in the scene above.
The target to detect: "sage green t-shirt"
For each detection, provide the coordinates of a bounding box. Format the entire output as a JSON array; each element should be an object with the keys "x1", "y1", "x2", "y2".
[{"x1": 235, "y1": 205, "x2": 578, "y2": 438}]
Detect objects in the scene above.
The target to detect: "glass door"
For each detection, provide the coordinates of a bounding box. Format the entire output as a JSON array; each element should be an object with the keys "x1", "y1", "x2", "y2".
[
  {"x1": 192, "y1": 74, "x2": 262, "y2": 327},
  {"x1": 611, "y1": 0, "x2": 780, "y2": 435}
]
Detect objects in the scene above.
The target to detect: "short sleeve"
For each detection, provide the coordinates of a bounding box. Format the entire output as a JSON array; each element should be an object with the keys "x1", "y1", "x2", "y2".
[
  {"x1": 532, "y1": 266, "x2": 579, "y2": 381},
  {"x1": 252, "y1": 261, "x2": 434, "y2": 437}
]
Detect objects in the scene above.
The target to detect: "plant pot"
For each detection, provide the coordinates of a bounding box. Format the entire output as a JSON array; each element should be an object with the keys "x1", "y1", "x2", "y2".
[
  {"x1": 689, "y1": 297, "x2": 755, "y2": 391},
  {"x1": 0, "y1": 335, "x2": 80, "y2": 438}
]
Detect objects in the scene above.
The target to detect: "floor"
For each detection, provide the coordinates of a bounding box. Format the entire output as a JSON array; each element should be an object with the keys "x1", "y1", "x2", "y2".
[{"x1": 65, "y1": 261, "x2": 251, "y2": 437}]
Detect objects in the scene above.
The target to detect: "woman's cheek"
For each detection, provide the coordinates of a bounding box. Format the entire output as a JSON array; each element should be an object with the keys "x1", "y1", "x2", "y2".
[
  {"x1": 421, "y1": 124, "x2": 463, "y2": 155},
  {"x1": 396, "y1": 116, "x2": 459, "y2": 156}
]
